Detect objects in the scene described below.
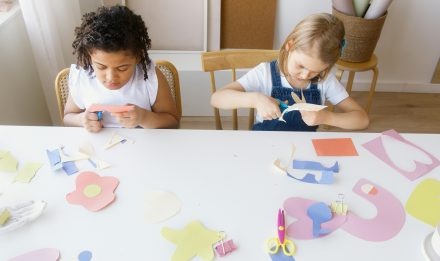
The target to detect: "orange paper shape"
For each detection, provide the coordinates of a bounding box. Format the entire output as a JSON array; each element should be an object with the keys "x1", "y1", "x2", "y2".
[
  {"x1": 312, "y1": 138, "x2": 358, "y2": 156},
  {"x1": 66, "y1": 171, "x2": 119, "y2": 211},
  {"x1": 88, "y1": 104, "x2": 134, "y2": 113}
]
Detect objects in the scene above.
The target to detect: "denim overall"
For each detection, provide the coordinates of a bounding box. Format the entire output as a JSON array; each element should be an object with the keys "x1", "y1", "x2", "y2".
[{"x1": 253, "y1": 60, "x2": 321, "y2": 131}]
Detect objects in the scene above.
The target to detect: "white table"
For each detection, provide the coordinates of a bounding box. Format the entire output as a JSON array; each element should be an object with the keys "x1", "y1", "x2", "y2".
[{"x1": 0, "y1": 126, "x2": 438, "y2": 260}]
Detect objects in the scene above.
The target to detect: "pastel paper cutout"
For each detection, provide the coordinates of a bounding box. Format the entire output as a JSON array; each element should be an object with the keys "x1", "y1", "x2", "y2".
[
  {"x1": 104, "y1": 133, "x2": 134, "y2": 150},
  {"x1": 288, "y1": 160, "x2": 339, "y2": 184},
  {"x1": 161, "y1": 220, "x2": 222, "y2": 261},
  {"x1": 287, "y1": 171, "x2": 335, "y2": 184},
  {"x1": 364, "y1": 0, "x2": 393, "y2": 19},
  {"x1": 312, "y1": 138, "x2": 358, "y2": 156},
  {"x1": 332, "y1": 0, "x2": 355, "y2": 15},
  {"x1": 215, "y1": 239, "x2": 237, "y2": 257},
  {"x1": 62, "y1": 161, "x2": 79, "y2": 175},
  {"x1": 405, "y1": 178, "x2": 440, "y2": 226},
  {"x1": 0, "y1": 152, "x2": 18, "y2": 172},
  {"x1": 292, "y1": 160, "x2": 339, "y2": 172},
  {"x1": 284, "y1": 179, "x2": 406, "y2": 241},
  {"x1": 279, "y1": 103, "x2": 327, "y2": 122},
  {"x1": 7, "y1": 248, "x2": 60, "y2": 261},
  {"x1": 307, "y1": 202, "x2": 332, "y2": 237},
  {"x1": 14, "y1": 162, "x2": 43, "y2": 183},
  {"x1": 269, "y1": 250, "x2": 296, "y2": 261},
  {"x1": 46, "y1": 149, "x2": 63, "y2": 171},
  {"x1": 78, "y1": 250, "x2": 93, "y2": 261},
  {"x1": 88, "y1": 104, "x2": 134, "y2": 113},
  {"x1": 145, "y1": 190, "x2": 182, "y2": 223},
  {"x1": 362, "y1": 129, "x2": 440, "y2": 181},
  {"x1": 0, "y1": 150, "x2": 7, "y2": 158},
  {"x1": 0, "y1": 209, "x2": 10, "y2": 225},
  {"x1": 66, "y1": 171, "x2": 119, "y2": 211}
]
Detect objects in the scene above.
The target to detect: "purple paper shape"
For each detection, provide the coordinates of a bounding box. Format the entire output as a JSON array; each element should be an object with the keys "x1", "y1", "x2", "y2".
[
  {"x1": 62, "y1": 161, "x2": 79, "y2": 175},
  {"x1": 362, "y1": 129, "x2": 440, "y2": 181},
  {"x1": 8, "y1": 248, "x2": 60, "y2": 261},
  {"x1": 307, "y1": 202, "x2": 333, "y2": 237}
]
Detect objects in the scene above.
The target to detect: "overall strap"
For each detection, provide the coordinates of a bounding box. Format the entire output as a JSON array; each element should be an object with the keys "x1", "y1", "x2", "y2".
[{"x1": 270, "y1": 60, "x2": 282, "y2": 87}]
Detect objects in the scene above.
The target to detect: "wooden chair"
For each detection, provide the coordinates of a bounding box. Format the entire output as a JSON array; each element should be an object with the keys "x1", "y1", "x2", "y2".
[
  {"x1": 54, "y1": 60, "x2": 182, "y2": 122},
  {"x1": 201, "y1": 49, "x2": 279, "y2": 130}
]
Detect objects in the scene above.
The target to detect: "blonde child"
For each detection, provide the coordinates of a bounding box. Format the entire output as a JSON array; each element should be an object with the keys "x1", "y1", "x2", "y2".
[
  {"x1": 63, "y1": 6, "x2": 180, "y2": 132},
  {"x1": 211, "y1": 13, "x2": 369, "y2": 131}
]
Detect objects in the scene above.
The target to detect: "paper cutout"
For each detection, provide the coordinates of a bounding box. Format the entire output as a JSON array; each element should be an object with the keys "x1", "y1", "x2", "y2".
[
  {"x1": 0, "y1": 209, "x2": 10, "y2": 225},
  {"x1": 66, "y1": 171, "x2": 119, "y2": 211},
  {"x1": 269, "y1": 250, "x2": 296, "y2": 261},
  {"x1": 0, "y1": 200, "x2": 47, "y2": 234},
  {"x1": 104, "y1": 133, "x2": 134, "y2": 150},
  {"x1": 312, "y1": 138, "x2": 358, "y2": 156},
  {"x1": 89, "y1": 104, "x2": 134, "y2": 113},
  {"x1": 8, "y1": 248, "x2": 60, "y2": 261},
  {"x1": 215, "y1": 239, "x2": 236, "y2": 257},
  {"x1": 145, "y1": 190, "x2": 182, "y2": 223},
  {"x1": 406, "y1": 179, "x2": 440, "y2": 226},
  {"x1": 14, "y1": 162, "x2": 43, "y2": 183},
  {"x1": 0, "y1": 150, "x2": 7, "y2": 158},
  {"x1": 46, "y1": 149, "x2": 63, "y2": 171},
  {"x1": 279, "y1": 103, "x2": 327, "y2": 123},
  {"x1": 78, "y1": 250, "x2": 93, "y2": 261},
  {"x1": 422, "y1": 224, "x2": 440, "y2": 260},
  {"x1": 362, "y1": 129, "x2": 440, "y2": 181},
  {"x1": 161, "y1": 220, "x2": 222, "y2": 261},
  {"x1": 79, "y1": 142, "x2": 96, "y2": 158},
  {"x1": 95, "y1": 159, "x2": 112, "y2": 170},
  {"x1": 62, "y1": 161, "x2": 79, "y2": 175},
  {"x1": 0, "y1": 152, "x2": 18, "y2": 172},
  {"x1": 307, "y1": 202, "x2": 332, "y2": 237},
  {"x1": 284, "y1": 179, "x2": 405, "y2": 241},
  {"x1": 60, "y1": 149, "x2": 89, "y2": 162},
  {"x1": 287, "y1": 171, "x2": 335, "y2": 184}
]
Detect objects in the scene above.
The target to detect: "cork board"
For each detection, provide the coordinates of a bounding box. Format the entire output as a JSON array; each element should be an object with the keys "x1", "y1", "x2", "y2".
[{"x1": 221, "y1": 0, "x2": 277, "y2": 49}]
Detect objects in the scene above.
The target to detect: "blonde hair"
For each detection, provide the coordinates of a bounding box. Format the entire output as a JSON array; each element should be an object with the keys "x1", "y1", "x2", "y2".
[{"x1": 278, "y1": 13, "x2": 344, "y2": 81}]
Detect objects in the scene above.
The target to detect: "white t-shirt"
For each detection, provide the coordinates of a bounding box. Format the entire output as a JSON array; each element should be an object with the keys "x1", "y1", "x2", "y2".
[
  {"x1": 237, "y1": 62, "x2": 349, "y2": 123},
  {"x1": 68, "y1": 62, "x2": 158, "y2": 127}
]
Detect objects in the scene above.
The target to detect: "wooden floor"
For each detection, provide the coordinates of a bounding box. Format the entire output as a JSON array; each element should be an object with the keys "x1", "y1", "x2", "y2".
[{"x1": 180, "y1": 92, "x2": 440, "y2": 133}]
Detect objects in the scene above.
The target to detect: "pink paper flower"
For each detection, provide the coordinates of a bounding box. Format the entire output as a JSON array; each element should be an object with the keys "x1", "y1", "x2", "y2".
[{"x1": 66, "y1": 171, "x2": 119, "y2": 211}]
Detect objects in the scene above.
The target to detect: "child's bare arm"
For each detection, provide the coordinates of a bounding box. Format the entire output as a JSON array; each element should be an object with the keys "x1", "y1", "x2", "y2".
[{"x1": 211, "y1": 82, "x2": 282, "y2": 120}]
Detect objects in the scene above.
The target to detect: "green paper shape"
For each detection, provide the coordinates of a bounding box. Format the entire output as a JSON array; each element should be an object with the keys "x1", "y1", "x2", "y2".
[
  {"x1": 161, "y1": 220, "x2": 222, "y2": 261},
  {"x1": 0, "y1": 152, "x2": 18, "y2": 172},
  {"x1": 14, "y1": 162, "x2": 43, "y2": 183},
  {"x1": 0, "y1": 209, "x2": 10, "y2": 225}
]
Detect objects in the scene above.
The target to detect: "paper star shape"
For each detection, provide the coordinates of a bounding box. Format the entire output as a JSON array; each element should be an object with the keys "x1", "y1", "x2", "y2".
[{"x1": 161, "y1": 220, "x2": 222, "y2": 261}]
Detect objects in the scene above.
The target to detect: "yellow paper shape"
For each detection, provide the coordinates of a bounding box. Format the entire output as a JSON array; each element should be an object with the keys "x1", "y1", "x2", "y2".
[
  {"x1": 0, "y1": 152, "x2": 18, "y2": 172},
  {"x1": 14, "y1": 162, "x2": 43, "y2": 183},
  {"x1": 0, "y1": 150, "x2": 7, "y2": 158},
  {"x1": 0, "y1": 209, "x2": 10, "y2": 225},
  {"x1": 161, "y1": 221, "x2": 222, "y2": 261},
  {"x1": 405, "y1": 178, "x2": 440, "y2": 226}
]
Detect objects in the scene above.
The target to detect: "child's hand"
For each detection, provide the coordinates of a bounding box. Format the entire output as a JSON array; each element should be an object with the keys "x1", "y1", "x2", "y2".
[
  {"x1": 111, "y1": 104, "x2": 143, "y2": 128},
  {"x1": 255, "y1": 94, "x2": 282, "y2": 120},
  {"x1": 300, "y1": 110, "x2": 327, "y2": 126},
  {"x1": 82, "y1": 111, "x2": 103, "y2": 133}
]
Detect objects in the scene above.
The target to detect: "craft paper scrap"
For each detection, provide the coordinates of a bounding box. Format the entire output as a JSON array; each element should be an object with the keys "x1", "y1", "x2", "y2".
[
  {"x1": 312, "y1": 138, "x2": 358, "y2": 156},
  {"x1": 46, "y1": 149, "x2": 62, "y2": 171},
  {"x1": 104, "y1": 133, "x2": 134, "y2": 150},
  {"x1": 287, "y1": 160, "x2": 339, "y2": 184},
  {"x1": 279, "y1": 103, "x2": 327, "y2": 122},
  {"x1": 0, "y1": 152, "x2": 18, "y2": 172},
  {"x1": 0, "y1": 209, "x2": 10, "y2": 225},
  {"x1": 0, "y1": 150, "x2": 7, "y2": 158},
  {"x1": 292, "y1": 160, "x2": 339, "y2": 172},
  {"x1": 79, "y1": 142, "x2": 95, "y2": 157},
  {"x1": 66, "y1": 171, "x2": 119, "y2": 212},
  {"x1": 269, "y1": 250, "x2": 296, "y2": 261},
  {"x1": 145, "y1": 190, "x2": 182, "y2": 223},
  {"x1": 95, "y1": 159, "x2": 111, "y2": 170},
  {"x1": 405, "y1": 178, "x2": 440, "y2": 227},
  {"x1": 14, "y1": 162, "x2": 43, "y2": 183},
  {"x1": 7, "y1": 248, "x2": 60, "y2": 261},
  {"x1": 362, "y1": 129, "x2": 440, "y2": 181},
  {"x1": 161, "y1": 220, "x2": 223, "y2": 261},
  {"x1": 287, "y1": 171, "x2": 335, "y2": 184},
  {"x1": 89, "y1": 104, "x2": 134, "y2": 113},
  {"x1": 78, "y1": 250, "x2": 93, "y2": 261},
  {"x1": 307, "y1": 202, "x2": 332, "y2": 237},
  {"x1": 62, "y1": 161, "x2": 79, "y2": 176},
  {"x1": 59, "y1": 149, "x2": 89, "y2": 162}
]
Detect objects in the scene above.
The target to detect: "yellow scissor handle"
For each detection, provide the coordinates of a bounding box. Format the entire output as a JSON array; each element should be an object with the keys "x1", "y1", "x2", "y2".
[
  {"x1": 266, "y1": 237, "x2": 280, "y2": 254},
  {"x1": 280, "y1": 239, "x2": 296, "y2": 256}
]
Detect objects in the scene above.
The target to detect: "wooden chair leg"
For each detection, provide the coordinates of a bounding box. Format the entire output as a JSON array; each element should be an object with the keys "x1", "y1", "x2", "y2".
[
  {"x1": 366, "y1": 66, "x2": 379, "y2": 113},
  {"x1": 346, "y1": 71, "x2": 355, "y2": 94},
  {"x1": 214, "y1": 108, "x2": 222, "y2": 130},
  {"x1": 232, "y1": 109, "x2": 238, "y2": 130}
]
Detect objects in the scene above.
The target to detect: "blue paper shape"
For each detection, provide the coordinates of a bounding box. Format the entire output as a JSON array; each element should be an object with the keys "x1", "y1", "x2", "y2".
[
  {"x1": 46, "y1": 149, "x2": 63, "y2": 170},
  {"x1": 78, "y1": 250, "x2": 92, "y2": 261},
  {"x1": 307, "y1": 202, "x2": 332, "y2": 238},
  {"x1": 287, "y1": 171, "x2": 335, "y2": 184},
  {"x1": 269, "y1": 250, "x2": 296, "y2": 261},
  {"x1": 292, "y1": 160, "x2": 339, "y2": 172},
  {"x1": 62, "y1": 161, "x2": 78, "y2": 175},
  {"x1": 88, "y1": 159, "x2": 97, "y2": 168}
]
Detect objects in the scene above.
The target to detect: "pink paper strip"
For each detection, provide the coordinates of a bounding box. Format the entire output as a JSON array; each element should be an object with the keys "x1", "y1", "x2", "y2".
[
  {"x1": 88, "y1": 104, "x2": 134, "y2": 113},
  {"x1": 362, "y1": 129, "x2": 440, "y2": 181}
]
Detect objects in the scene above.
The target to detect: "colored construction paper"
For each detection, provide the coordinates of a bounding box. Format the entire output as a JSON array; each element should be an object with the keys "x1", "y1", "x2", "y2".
[
  {"x1": 287, "y1": 171, "x2": 335, "y2": 184},
  {"x1": 7, "y1": 248, "x2": 60, "y2": 261},
  {"x1": 78, "y1": 250, "x2": 92, "y2": 261},
  {"x1": 161, "y1": 221, "x2": 222, "y2": 261},
  {"x1": 66, "y1": 171, "x2": 119, "y2": 211},
  {"x1": 89, "y1": 104, "x2": 134, "y2": 113},
  {"x1": 104, "y1": 133, "x2": 134, "y2": 150},
  {"x1": 0, "y1": 209, "x2": 10, "y2": 225},
  {"x1": 292, "y1": 160, "x2": 339, "y2": 172},
  {"x1": 362, "y1": 129, "x2": 439, "y2": 181},
  {"x1": 312, "y1": 138, "x2": 358, "y2": 156},
  {"x1": 364, "y1": 0, "x2": 393, "y2": 19},
  {"x1": 62, "y1": 161, "x2": 79, "y2": 175},
  {"x1": 332, "y1": 0, "x2": 355, "y2": 15},
  {"x1": 95, "y1": 159, "x2": 111, "y2": 170},
  {"x1": 46, "y1": 149, "x2": 62, "y2": 171},
  {"x1": 145, "y1": 190, "x2": 182, "y2": 223},
  {"x1": 0, "y1": 152, "x2": 18, "y2": 172},
  {"x1": 59, "y1": 149, "x2": 89, "y2": 162},
  {"x1": 405, "y1": 178, "x2": 440, "y2": 226},
  {"x1": 307, "y1": 202, "x2": 332, "y2": 237},
  {"x1": 0, "y1": 150, "x2": 7, "y2": 158},
  {"x1": 14, "y1": 162, "x2": 43, "y2": 183},
  {"x1": 269, "y1": 250, "x2": 296, "y2": 261}
]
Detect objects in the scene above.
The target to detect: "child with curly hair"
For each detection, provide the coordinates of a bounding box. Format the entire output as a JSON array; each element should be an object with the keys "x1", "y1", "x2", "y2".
[
  {"x1": 63, "y1": 5, "x2": 180, "y2": 132},
  {"x1": 211, "y1": 13, "x2": 369, "y2": 131}
]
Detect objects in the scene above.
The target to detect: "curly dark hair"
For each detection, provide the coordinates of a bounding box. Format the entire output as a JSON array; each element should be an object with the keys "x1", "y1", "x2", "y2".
[{"x1": 72, "y1": 5, "x2": 151, "y2": 80}]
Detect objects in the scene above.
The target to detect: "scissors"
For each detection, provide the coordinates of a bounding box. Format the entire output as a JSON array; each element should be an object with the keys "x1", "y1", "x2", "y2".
[
  {"x1": 276, "y1": 99, "x2": 289, "y2": 110},
  {"x1": 96, "y1": 111, "x2": 103, "y2": 121},
  {"x1": 266, "y1": 209, "x2": 295, "y2": 256}
]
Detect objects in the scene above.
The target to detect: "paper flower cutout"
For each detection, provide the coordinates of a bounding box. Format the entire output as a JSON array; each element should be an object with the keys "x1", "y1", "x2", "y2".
[{"x1": 66, "y1": 171, "x2": 119, "y2": 211}]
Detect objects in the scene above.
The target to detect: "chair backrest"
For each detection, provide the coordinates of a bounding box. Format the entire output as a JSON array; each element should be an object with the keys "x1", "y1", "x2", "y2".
[
  {"x1": 54, "y1": 60, "x2": 182, "y2": 122},
  {"x1": 201, "y1": 49, "x2": 279, "y2": 130}
]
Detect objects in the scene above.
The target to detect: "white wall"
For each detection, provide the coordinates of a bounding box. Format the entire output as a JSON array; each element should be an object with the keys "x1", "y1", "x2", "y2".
[{"x1": 0, "y1": 9, "x2": 52, "y2": 125}]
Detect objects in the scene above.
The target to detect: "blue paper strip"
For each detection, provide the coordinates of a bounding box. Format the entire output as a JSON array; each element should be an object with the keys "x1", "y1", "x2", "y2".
[
  {"x1": 62, "y1": 161, "x2": 78, "y2": 175},
  {"x1": 292, "y1": 160, "x2": 339, "y2": 172},
  {"x1": 269, "y1": 250, "x2": 296, "y2": 261}
]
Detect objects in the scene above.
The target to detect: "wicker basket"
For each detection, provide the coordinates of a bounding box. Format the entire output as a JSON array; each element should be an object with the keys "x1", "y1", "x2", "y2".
[{"x1": 333, "y1": 7, "x2": 387, "y2": 62}]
